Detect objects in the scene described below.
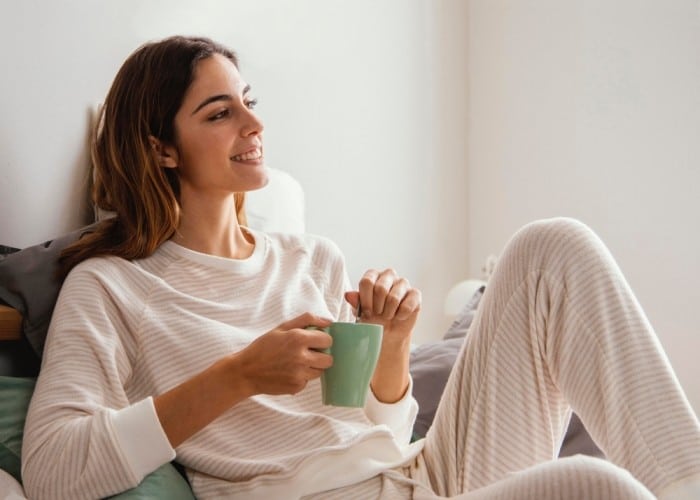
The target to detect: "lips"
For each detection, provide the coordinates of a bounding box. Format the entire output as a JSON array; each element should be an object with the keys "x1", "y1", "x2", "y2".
[{"x1": 231, "y1": 148, "x2": 262, "y2": 162}]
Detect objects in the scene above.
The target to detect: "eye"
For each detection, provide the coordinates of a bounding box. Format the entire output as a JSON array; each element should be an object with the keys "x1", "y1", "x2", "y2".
[
  {"x1": 208, "y1": 109, "x2": 230, "y2": 121},
  {"x1": 245, "y1": 98, "x2": 258, "y2": 110}
]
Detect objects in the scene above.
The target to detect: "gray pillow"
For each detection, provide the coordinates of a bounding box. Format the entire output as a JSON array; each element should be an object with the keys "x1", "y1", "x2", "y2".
[{"x1": 0, "y1": 223, "x2": 98, "y2": 356}]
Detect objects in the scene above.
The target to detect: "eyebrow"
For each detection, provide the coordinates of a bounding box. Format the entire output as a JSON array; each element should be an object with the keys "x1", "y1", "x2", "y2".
[{"x1": 191, "y1": 84, "x2": 251, "y2": 115}]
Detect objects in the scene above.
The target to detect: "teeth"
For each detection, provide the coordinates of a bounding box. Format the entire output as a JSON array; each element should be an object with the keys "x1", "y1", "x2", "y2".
[{"x1": 232, "y1": 149, "x2": 262, "y2": 162}]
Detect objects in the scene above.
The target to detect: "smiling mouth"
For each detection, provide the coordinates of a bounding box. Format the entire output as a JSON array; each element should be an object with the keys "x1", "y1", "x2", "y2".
[{"x1": 231, "y1": 149, "x2": 263, "y2": 162}]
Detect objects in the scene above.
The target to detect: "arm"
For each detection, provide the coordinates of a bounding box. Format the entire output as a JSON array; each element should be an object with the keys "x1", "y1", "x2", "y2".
[
  {"x1": 154, "y1": 313, "x2": 333, "y2": 448},
  {"x1": 310, "y1": 236, "x2": 420, "y2": 442},
  {"x1": 22, "y1": 264, "x2": 333, "y2": 499},
  {"x1": 22, "y1": 266, "x2": 157, "y2": 499},
  {"x1": 345, "y1": 268, "x2": 421, "y2": 403},
  {"x1": 343, "y1": 269, "x2": 421, "y2": 444}
]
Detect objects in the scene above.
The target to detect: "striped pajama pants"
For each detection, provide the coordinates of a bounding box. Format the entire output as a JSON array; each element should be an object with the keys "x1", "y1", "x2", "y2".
[{"x1": 322, "y1": 217, "x2": 700, "y2": 499}]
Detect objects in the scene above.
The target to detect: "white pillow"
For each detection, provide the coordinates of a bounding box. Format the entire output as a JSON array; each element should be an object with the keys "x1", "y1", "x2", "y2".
[{"x1": 245, "y1": 167, "x2": 305, "y2": 233}]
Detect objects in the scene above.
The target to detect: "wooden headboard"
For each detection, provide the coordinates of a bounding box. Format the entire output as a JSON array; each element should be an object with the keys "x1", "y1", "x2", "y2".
[{"x1": 0, "y1": 305, "x2": 22, "y2": 341}]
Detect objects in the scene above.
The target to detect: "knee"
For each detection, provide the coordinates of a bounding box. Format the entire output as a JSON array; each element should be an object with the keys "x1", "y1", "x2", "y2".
[
  {"x1": 471, "y1": 456, "x2": 654, "y2": 499},
  {"x1": 516, "y1": 217, "x2": 595, "y2": 246},
  {"x1": 562, "y1": 456, "x2": 654, "y2": 499},
  {"x1": 504, "y1": 217, "x2": 603, "y2": 265}
]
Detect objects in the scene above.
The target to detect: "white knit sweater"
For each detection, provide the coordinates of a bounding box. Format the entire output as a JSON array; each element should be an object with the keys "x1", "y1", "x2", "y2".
[{"x1": 22, "y1": 230, "x2": 422, "y2": 499}]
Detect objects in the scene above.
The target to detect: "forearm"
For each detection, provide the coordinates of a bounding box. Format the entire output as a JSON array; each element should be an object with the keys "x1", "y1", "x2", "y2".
[
  {"x1": 155, "y1": 315, "x2": 333, "y2": 447},
  {"x1": 154, "y1": 352, "x2": 251, "y2": 448},
  {"x1": 370, "y1": 336, "x2": 411, "y2": 403},
  {"x1": 348, "y1": 268, "x2": 421, "y2": 404}
]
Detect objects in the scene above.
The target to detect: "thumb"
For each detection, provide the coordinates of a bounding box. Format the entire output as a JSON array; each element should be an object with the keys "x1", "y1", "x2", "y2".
[{"x1": 278, "y1": 312, "x2": 332, "y2": 331}]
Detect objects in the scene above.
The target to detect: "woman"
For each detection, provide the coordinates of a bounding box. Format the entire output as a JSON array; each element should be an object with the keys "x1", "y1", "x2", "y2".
[{"x1": 22, "y1": 36, "x2": 699, "y2": 499}]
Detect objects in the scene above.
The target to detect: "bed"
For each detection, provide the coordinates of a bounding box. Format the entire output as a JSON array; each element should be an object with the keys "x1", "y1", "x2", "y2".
[{"x1": 0, "y1": 167, "x2": 602, "y2": 498}]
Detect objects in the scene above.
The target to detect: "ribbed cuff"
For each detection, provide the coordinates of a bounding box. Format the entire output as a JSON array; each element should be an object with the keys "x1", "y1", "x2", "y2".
[
  {"x1": 110, "y1": 397, "x2": 176, "y2": 481},
  {"x1": 364, "y1": 376, "x2": 418, "y2": 444}
]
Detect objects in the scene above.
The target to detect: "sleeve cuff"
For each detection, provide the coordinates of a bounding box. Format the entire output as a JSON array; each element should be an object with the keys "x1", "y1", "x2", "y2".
[
  {"x1": 364, "y1": 376, "x2": 418, "y2": 444},
  {"x1": 110, "y1": 397, "x2": 176, "y2": 481}
]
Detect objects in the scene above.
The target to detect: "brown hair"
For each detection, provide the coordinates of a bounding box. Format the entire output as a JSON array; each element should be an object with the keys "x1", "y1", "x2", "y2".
[{"x1": 58, "y1": 36, "x2": 246, "y2": 278}]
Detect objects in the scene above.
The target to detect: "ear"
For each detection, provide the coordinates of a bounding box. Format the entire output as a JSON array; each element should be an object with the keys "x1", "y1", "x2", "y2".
[{"x1": 148, "y1": 135, "x2": 179, "y2": 168}]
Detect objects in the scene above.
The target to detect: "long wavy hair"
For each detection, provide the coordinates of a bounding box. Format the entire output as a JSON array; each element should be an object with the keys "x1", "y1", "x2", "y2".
[{"x1": 58, "y1": 36, "x2": 246, "y2": 278}]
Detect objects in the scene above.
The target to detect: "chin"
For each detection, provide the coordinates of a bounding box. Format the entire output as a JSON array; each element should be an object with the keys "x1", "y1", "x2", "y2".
[{"x1": 240, "y1": 164, "x2": 270, "y2": 193}]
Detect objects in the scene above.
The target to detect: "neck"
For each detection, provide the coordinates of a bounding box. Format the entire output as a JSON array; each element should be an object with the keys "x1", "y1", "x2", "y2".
[{"x1": 172, "y1": 194, "x2": 254, "y2": 260}]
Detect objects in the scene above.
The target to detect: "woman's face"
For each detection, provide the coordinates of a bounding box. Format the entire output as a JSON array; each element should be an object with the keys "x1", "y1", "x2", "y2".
[{"x1": 169, "y1": 53, "x2": 266, "y2": 197}]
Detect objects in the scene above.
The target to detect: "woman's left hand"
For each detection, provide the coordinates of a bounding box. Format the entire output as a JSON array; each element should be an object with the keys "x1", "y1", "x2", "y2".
[{"x1": 344, "y1": 268, "x2": 421, "y2": 343}]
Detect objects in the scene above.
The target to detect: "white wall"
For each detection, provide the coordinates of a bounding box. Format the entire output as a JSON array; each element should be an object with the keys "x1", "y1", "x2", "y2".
[
  {"x1": 0, "y1": 0, "x2": 469, "y2": 344},
  {"x1": 466, "y1": 0, "x2": 700, "y2": 412},
  {"x1": 3, "y1": 0, "x2": 695, "y2": 414}
]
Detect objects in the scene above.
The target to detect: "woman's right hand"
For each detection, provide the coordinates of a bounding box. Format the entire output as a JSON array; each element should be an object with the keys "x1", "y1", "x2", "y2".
[
  {"x1": 153, "y1": 314, "x2": 333, "y2": 448},
  {"x1": 235, "y1": 313, "x2": 334, "y2": 397}
]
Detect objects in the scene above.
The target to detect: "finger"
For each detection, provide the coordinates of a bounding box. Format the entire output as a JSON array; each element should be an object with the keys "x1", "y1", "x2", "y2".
[
  {"x1": 381, "y1": 278, "x2": 410, "y2": 320},
  {"x1": 372, "y1": 269, "x2": 398, "y2": 316},
  {"x1": 278, "y1": 312, "x2": 332, "y2": 331},
  {"x1": 290, "y1": 328, "x2": 333, "y2": 350},
  {"x1": 358, "y1": 269, "x2": 380, "y2": 317},
  {"x1": 306, "y1": 329, "x2": 333, "y2": 350},
  {"x1": 395, "y1": 288, "x2": 422, "y2": 321},
  {"x1": 305, "y1": 366, "x2": 327, "y2": 381},
  {"x1": 306, "y1": 350, "x2": 333, "y2": 370},
  {"x1": 344, "y1": 291, "x2": 360, "y2": 315}
]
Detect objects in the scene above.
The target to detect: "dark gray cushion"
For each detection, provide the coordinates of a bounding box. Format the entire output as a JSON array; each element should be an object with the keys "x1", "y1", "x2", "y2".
[
  {"x1": 0, "y1": 223, "x2": 98, "y2": 356},
  {"x1": 560, "y1": 413, "x2": 604, "y2": 458}
]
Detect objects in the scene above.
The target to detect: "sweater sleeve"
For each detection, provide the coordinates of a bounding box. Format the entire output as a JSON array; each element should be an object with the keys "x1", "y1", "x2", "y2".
[
  {"x1": 21, "y1": 261, "x2": 175, "y2": 500},
  {"x1": 311, "y1": 235, "x2": 355, "y2": 323},
  {"x1": 364, "y1": 376, "x2": 419, "y2": 445}
]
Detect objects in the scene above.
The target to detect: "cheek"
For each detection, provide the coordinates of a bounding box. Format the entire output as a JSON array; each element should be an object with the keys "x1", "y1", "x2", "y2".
[
  {"x1": 177, "y1": 132, "x2": 218, "y2": 165},
  {"x1": 175, "y1": 132, "x2": 236, "y2": 184}
]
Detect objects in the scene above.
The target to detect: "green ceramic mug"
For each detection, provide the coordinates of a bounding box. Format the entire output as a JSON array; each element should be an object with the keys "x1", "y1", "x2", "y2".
[{"x1": 316, "y1": 322, "x2": 383, "y2": 407}]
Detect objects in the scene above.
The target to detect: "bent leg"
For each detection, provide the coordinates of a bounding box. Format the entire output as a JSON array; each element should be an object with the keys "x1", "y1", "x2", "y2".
[
  {"x1": 411, "y1": 218, "x2": 700, "y2": 496},
  {"x1": 437, "y1": 456, "x2": 655, "y2": 500}
]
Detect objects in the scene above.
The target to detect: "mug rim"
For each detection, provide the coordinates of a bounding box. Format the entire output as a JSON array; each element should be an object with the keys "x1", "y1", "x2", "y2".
[{"x1": 328, "y1": 321, "x2": 383, "y2": 329}]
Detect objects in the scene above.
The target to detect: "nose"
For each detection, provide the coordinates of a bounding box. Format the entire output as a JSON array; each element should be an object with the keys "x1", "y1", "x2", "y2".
[{"x1": 241, "y1": 107, "x2": 264, "y2": 137}]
